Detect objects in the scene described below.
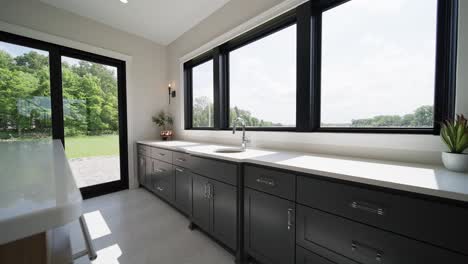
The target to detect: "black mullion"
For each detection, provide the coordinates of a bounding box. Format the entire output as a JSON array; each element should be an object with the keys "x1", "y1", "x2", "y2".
[
  {"x1": 117, "y1": 62, "x2": 129, "y2": 191},
  {"x1": 310, "y1": 10, "x2": 322, "y2": 131},
  {"x1": 433, "y1": 0, "x2": 458, "y2": 134},
  {"x1": 219, "y1": 46, "x2": 230, "y2": 129},
  {"x1": 213, "y1": 48, "x2": 221, "y2": 129},
  {"x1": 296, "y1": 2, "x2": 313, "y2": 132},
  {"x1": 184, "y1": 67, "x2": 193, "y2": 129},
  {"x1": 49, "y1": 47, "x2": 64, "y2": 145}
]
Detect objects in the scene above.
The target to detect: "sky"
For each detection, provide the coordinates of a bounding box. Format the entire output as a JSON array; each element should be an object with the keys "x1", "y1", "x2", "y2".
[{"x1": 192, "y1": 0, "x2": 438, "y2": 126}]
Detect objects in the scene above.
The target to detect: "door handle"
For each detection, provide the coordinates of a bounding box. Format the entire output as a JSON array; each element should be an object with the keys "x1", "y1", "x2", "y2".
[
  {"x1": 155, "y1": 168, "x2": 166, "y2": 173},
  {"x1": 287, "y1": 208, "x2": 293, "y2": 230},
  {"x1": 350, "y1": 201, "x2": 385, "y2": 216},
  {"x1": 351, "y1": 241, "x2": 383, "y2": 262},
  {"x1": 175, "y1": 167, "x2": 184, "y2": 172},
  {"x1": 204, "y1": 184, "x2": 208, "y2": 198},
  {"x1": 176, "y1": 158, "x2": 186, "y2": 162},
  {"x1": 256, "y1": 177, "x2": 276, "y2": 187},
  {"x1": 207, "y1": 183, "x2": 213, "y2": 199}
]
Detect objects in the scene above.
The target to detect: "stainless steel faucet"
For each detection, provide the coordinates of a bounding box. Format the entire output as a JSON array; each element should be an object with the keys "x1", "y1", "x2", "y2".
[{"x1": 232, "y1": 117, "x2": 250, "y2": 150}]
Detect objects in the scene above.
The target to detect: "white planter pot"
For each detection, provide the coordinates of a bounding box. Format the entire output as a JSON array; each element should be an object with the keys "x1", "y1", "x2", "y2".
[{"x1": 442, "y1": 152, "x2": 468, "y2": 172}]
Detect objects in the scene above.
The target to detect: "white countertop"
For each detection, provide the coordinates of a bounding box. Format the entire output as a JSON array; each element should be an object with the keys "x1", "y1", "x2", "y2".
[
  {"x1": 138, "y1": 140, "x2": 468, "y2": 203},
  {"x1": 0, "y1": 140, "x2": 82, "y2": 245}
]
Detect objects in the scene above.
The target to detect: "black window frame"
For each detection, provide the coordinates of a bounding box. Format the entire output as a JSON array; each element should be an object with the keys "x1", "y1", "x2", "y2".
[
  {"x1": 0, "y1": 30, "x2": 129, "y2": 199},
  {"x1": 184, "y1": 0, "x2": 458, "y2": 134}
]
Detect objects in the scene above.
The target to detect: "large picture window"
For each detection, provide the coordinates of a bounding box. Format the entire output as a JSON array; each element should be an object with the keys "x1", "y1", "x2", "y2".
[
  {"x1": 321, "y1": 0, "x2": 438, "y2": 129},
  {"x1": 192, "y1": 59, "x2": 214, "y2": 128},
  {"x1": 183, "y1": 0, "x2": 458, "y2": 134},
  {"x1": 229, "y1": 24, "x2": 296, "y2": 128}
]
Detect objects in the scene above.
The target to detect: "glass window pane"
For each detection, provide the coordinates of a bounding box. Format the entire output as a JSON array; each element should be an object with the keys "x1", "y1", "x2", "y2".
[
  {"x1": 62, "y1": 56, "x2": 121, "y2": 188},
  {"x1": 192, "y1": 60, "x2": 214, "y2": 127},
  {"x1": 0, "y1": 41, "x2": 52, "y2": 141},
  {"x1": 229, "y1": 25, "x2": 296, "y2": 127},
  {"x1": 321, "y1": 0, "x2": 437, "y2": 128}
]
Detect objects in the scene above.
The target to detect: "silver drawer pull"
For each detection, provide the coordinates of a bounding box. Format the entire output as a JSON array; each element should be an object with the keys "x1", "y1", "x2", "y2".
[
  {"x1": 158, "y1": 153, "x2": 166, "y2": 156},
  {"x1": 256, "y1": 177, "x2": 276, "y2": 186},
  {"x1": 176, "y1": 158, "x2": 186, "y2": 162},
  {"x1": 175, "y1": 167, "x2": 184, "y2": 172},
  {"x1": 350, "y1": 201, "x2": 385, "y2": 216},
  {"x1": 351, "y1": 241, "x2": 383, "y2": 262},
  {"x1": 287, "y1": 208, "x2": 293, "y2": 230},
  {"x1": 156, "y1": 186, "x2": 164, "y2": 191},
  {"x1": 155, "y1": 168, "x2": 166, "y2": 173}
]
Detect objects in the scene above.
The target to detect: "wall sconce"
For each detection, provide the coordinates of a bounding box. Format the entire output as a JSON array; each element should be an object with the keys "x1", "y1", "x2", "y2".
[{"x1": 168, "y1": 83, "x2": 176, "y2": 104}]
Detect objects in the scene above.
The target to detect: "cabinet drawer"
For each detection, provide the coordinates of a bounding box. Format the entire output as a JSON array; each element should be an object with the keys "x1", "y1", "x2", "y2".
[
  {"x1": 296, "y1": 205, "x2": 467, "y2": 264},
  {"x1": 173, "y1": 152, "x2": 191, "y2": 168},
  {"x1": 190, "y1": 156, "x2": 237, "y2": 186},
  {"x1": 245, "y1": 165, "x2": 295, "y2": 200},
  {"x1": 152, "y1": 159, "x2": 173, "y2": 178},
  {"x1": 297, "y1": 176, "x2": 468, "y2": 254},
  {"x1": 153, "y1": 179, "x2": 174, "y2": 202},
  {"x1": 151, "y1": 147, "x2": 173, "y2": 163},
  {"x1": 137, "y1": 144, "x2": 150, "y2": 156},
  {"x1": 296, "y1": 246, "x2": 359, "y2": 264}
]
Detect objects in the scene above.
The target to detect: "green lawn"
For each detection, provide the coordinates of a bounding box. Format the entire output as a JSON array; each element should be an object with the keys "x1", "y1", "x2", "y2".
[{"x1": 65, "y1": 135, "x2": 119, "y2": 159}]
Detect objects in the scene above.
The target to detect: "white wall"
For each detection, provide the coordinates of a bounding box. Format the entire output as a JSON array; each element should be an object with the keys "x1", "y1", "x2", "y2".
[
  {"x1": 0, "y1": 0, "x2": 168, "y2": 188},
  {"x1": 167, "y1": 0, "x2": 468, "y2": 165}
]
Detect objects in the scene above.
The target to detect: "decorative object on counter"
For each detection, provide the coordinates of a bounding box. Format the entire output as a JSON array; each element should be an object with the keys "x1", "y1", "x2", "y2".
[
  {"x1": 441, "y1": 114, "x2": 468, "y2": 172},
  {"x1": 152, "y1": 111, "x2": 174, "y2": 140}
]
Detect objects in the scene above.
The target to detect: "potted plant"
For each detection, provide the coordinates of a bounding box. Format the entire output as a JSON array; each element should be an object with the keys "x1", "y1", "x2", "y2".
[
  {"x1": 152, "y1": 111, "x2": 174, "y2": 141},
  {"x1": 440, "y1": 114, "x2": 468, "y2": 172}
]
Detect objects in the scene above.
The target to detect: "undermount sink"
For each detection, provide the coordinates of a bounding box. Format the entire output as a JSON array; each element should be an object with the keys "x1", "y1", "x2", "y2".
[{"x1": 215, "y1": 147, "x2": 245, "y2": 153}]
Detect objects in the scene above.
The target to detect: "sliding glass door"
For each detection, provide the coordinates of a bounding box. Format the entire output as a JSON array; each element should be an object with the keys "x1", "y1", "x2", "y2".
[
  {"x1": 62, "y1": 55, "x2": 124, "y2": 194},
  {"x1": 0, "y1": 31, "x2": 128, "y2": 198}
]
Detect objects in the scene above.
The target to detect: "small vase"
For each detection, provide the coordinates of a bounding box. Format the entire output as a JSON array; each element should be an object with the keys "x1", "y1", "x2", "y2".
[
  {"x1": 442, "y1": 152, "x2": 468, "y2": 172},
  {"x1": 160, "y1": 130, "x2": 173, "y2": 141}
]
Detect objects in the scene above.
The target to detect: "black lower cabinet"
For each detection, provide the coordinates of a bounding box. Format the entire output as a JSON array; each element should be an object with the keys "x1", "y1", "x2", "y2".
[
  {"x1": 192, "y1": 173, "x2": 238, "y2": 250},
  {"x1": 174, "y1": 166, "x2": 192, "y2": 215},
  {"x1": 296, "y1": 205, "x2": 467, "y2": 264},
  {"x1": 211, "y1": 180, "x2": 237, "y2": 250},
  {"x1": 192, "y1": 174, "x2": 211, "y2": 231},
  {"x1": 137, "y1": 155, "x2": 146, "y2": 187},
  {"x1": 145, "y1": 157, "x2": 153, "y2": 190},
  {"x1": 244, "y1": 188, "x2": 295, "y2": 264}
]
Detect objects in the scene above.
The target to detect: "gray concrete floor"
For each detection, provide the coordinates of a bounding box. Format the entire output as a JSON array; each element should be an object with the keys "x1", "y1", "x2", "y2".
[
  {"x1": 69, "y1": 156, "x2": 120, "y2": 188},
  {"x1": 70, "y1": 188, "x2": 234, "y2": 264}
]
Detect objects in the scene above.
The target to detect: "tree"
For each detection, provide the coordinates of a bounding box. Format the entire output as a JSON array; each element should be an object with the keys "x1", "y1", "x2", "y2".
[{"x1": 350, "y1": 105, "x2": 433, "y2": 127}]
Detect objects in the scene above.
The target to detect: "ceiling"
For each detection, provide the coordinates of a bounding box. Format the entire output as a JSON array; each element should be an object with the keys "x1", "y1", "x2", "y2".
[{"x1": 39, "y1": 0, "x2": 231, "y2": 45}]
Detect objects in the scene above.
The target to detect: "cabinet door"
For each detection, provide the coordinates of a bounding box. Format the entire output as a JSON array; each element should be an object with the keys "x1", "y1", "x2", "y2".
[
  {"x1": 192, "y1": 174, "x2": 211, "y2": 231},
  {"x1": 211, "y1": 180, "x2": 237, "y2": 250},
  {"x1": 174, "y1": 167, "x2": 192, "y2": 215},
  {"x1": 244, "y1": 188, "x2": 295, "y2": 264},
  {"x1": 152, "y1": 160, "x2": 174, "y2": 202},
  {"x1": 145, "y1": 158, "x2": 153, "y2": 190},
  {"x1": 138, "y1": 155, "x2": 146, "y2": 186}
]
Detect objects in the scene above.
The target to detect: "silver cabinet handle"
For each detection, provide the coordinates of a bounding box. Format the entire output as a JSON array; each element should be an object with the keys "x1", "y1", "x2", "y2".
[
  {"x1": 176, "y1": 158, "x2": 186, "y2": 162},
  {"x1": 350, "y1": 201, "x2": 385, "y2": 216},
  {"x1": 158, "y1": 153, "x2": 166, "y2": 156},
  {"x1": 256, "y1": 177, "x2": 276, "y2": 186},
  {"x1": 155, "y1": 168, "x2": 166, "y2": 173},
  {"x1": 156, "y1": 186, "x2": 164, "y2": 191},
  {"x1": 208, "y1": 183, "x2": 214, "y2": 199},
  {"x1": 351, "y1": 241, "x2": 383, "y2": 262},
  {"x1": 204, "y1": 184, "x2": 208, "y2": 198},
  {"x1": 175, "y1": 167, "x2": 184, "y2": 172},
  {"x1": 287, "y1": 208, "x2": 293, "y2": 230}
]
